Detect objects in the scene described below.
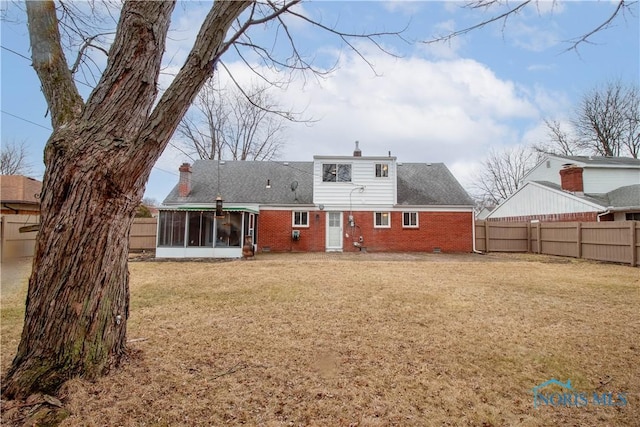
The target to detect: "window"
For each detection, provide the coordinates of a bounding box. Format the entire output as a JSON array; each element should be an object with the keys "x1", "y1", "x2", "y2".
[
  {"x1": 158, "y1": 211, "x2": 186, "y2": 247},
  {"x1": 293, "y1": 211, "x2": 309, "y2": 227},
  {"x1": 374, "y1": 212, "x2": 390, "y2": 228},
  {"x1": 187, "y1": 211, "x2": 215, "y2": 246},
  {"x1": 215, "y1": 211, "x2": 242, "y2": 247},
  {"x1": 626, "y1": 212, "x2": 640, "y2": 221},
  {"x1": 322, "y1": 163, "x2": 351, "y2": 182},
  {"x1": 403, "y1": 212, "x2": 418, "y2": 228},
  {"x1": 375, "y1": 163, "x2": 389, "y2": 178}
]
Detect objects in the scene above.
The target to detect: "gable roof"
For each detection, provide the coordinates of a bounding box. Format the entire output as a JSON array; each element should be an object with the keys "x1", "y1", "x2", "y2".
[
  {"x1": 163, "y1": 160, "x2": 314, "y2": 205},
  {"x1": 162, "y1": 160, "x2": 473, "y2": 207},
  {"x1": 533, "y1": 154, "x2": 640, "y2": 170},
  {"x1": 487, "y1": 180, "x2": 640, "y2": 219},
  {"x1": 396, "y1": 163, "x2": 473, "y2": 206}
]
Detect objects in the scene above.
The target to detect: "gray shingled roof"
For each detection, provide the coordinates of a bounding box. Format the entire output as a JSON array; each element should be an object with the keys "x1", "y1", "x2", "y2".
[
  {"x1": 534, "y1": 181, "x2": 640, "y2": 208},
  {"x1": 553, "y1": 155, "x2": 640, "y2": 167},
  {"x1": 606, "y1": 184, "x2": 640, "y2": 208},
  {"x1": 163, "y1": 160, "x2": 473, "y2": 207},
  {"x1": 163, "y1": 160, "x2": 314, "y2": 205},
  {"x1": 396, "y1": 163, "x2": 474, "y2": 206}
]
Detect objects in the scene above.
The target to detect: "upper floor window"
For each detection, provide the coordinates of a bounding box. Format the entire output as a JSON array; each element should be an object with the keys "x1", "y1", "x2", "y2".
[
  {"x1": 375, "y1": 163, "x2": 389, "y2": 178},
  {"x1": 293, "y1": 211, "x2": 309, "y2": 227},
  {"x1": 323, "y1": 163, "x2": 351, "y2": 182}
]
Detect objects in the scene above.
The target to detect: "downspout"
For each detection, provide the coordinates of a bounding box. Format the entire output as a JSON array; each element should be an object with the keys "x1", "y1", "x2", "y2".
[
  {"x1": 597, "y1": 210, "x2": 611, "y2": 222},
  {"x1": 472, "y1": 210, "x2": 483, "y2": 254}
]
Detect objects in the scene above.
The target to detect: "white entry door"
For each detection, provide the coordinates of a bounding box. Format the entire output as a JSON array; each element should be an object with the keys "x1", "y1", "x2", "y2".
[{"x1": 326, "y1": 211, "x2": 343, "y2": 251}]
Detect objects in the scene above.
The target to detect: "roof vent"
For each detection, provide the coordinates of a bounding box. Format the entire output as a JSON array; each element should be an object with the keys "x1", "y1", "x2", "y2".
[{"x1": 354, "y1": 140, "x2": 362, "y2": 157}]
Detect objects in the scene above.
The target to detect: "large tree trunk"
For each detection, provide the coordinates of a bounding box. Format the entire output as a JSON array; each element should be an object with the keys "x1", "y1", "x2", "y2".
[
  {"x1": 2, "y1": 0, "x2": 251, "y2": 399},
  {"x1": 1, "y1": 133, "x2": 139, "y2": 397}
]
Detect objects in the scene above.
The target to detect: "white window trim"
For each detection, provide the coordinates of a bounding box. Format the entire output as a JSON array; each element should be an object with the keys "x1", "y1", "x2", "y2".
[
  {"x1": 374, "y1": 211, "x2": 391, "y2": 228},
  {"x1": 322, "y1": 163, "x2": 352, "y2": 183},
  {"x1": 402, "y1": 211, "x2": 419, "y2": 228},
  {"x1": 292, "y1": 211, "x2": 310, "y2": 228},
  {"x1": 375, "y1": 163, "x2": 390, "y2": 178}
]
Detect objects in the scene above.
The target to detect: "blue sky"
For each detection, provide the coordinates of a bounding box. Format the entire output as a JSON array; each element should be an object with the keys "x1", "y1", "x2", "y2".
[{"x1": 1, "y1": 1, "x2": 638, "y2": 202}]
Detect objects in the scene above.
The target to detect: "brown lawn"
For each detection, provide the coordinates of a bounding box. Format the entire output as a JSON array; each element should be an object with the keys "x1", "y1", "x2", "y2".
[{"x1": 1, "y1": 253, "x2": 638, "y2": 426}]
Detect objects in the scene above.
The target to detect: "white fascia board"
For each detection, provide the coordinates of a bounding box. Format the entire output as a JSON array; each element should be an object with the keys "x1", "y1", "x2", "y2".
[
  {"x1": 258, "y1": 204, "x2": 316, "y2": 211},
  {"x1": 313, "y1": 155, "x2": 397, "y2": 161},
  {"x1": 393, "y1": 205, "x2": 474, "y2": 212}
]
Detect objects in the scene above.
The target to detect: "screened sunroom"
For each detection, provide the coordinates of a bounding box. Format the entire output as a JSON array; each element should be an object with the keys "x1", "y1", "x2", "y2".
[{"x1": 156, "y1": 208, "x2": 258, "y2": 258}]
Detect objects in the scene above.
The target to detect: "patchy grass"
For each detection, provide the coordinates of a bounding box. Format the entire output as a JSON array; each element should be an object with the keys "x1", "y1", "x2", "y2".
[{"x1": 1, "y1": 253, "x2": 638, "y2": 426}]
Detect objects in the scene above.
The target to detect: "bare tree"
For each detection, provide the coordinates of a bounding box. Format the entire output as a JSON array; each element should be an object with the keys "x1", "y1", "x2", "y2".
[
  {"x1": 575, "y1": 81, "x2": 639, "y2": 158},
  {"x1": 0, "y1": 140, "x2": 32, "y2": 175},
  {"x1": 1, "y1": 0, "x2": 406, "y2": 399},
  {"x1": 178, "y1": 78, "x2": 286, "y2": 161},
  {"x1": 2, "y1": 0, "x2": 634, "y2": 401},
  {"x1": 177, "y1": 76, "x2": 228, "y2": 161},
  {"x1": 471, "y1": 146, "x2": 538, "y2": 204},
  {"x1": 426, "y1": 0, "x2": 635, "y2": 53},
  {"x1": 539, "y1": 82, "x2": 639, "y2": 158},
  {"x1": 533, "y1": 119, "x2": 585, "y2": 157}
]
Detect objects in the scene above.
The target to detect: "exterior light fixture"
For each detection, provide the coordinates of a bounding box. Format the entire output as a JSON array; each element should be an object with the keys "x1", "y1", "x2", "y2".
[{"x1": 266, "y1": 179, "x2": 271, "y2": 189}]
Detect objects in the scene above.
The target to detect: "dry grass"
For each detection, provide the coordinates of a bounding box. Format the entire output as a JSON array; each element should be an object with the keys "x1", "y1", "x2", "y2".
[{"x1": 1, "y1": 253, "x2": 638, "y2": 426}]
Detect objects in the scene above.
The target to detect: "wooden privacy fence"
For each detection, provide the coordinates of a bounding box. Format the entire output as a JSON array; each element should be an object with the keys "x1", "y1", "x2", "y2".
[
  {"x1": 1, "y1": 215, "x2": 158, "y2": 261},
  {"x1": 475, "y1": 220, "x2": 639, "y2": 267}
]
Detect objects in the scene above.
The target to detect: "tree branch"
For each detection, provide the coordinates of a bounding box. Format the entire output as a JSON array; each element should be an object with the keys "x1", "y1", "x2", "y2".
[{"x1": 26, "y1": 0, "x2": 84, "y2": 129}]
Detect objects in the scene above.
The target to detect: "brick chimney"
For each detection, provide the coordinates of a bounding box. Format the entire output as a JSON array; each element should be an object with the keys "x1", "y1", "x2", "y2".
[
  {"x1": 353, "y1": 140, "x2": 362, "y2": 157},
  {"x1": 559, "y1": 165, "x2": 584, "y2": 192},
  {"x1": 178, "y1": 163, "x2": 192, "y2": 197}
]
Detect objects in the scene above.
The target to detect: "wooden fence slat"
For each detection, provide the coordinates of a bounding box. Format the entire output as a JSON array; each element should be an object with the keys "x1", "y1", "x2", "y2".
[
  {"x1": 475, "y1": 220, "x2": 638, "y2": 266},
  {"x1": 1, "y1": 215, "x2": 158, "y2": 260}
]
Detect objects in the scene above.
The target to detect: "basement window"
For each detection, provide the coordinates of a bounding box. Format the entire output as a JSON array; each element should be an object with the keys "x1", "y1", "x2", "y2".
[{"x1": 374, "y1": 212, "x2": 390, "y2": 228}]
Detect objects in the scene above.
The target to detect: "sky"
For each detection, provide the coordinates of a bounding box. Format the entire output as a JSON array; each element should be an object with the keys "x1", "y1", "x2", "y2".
[{"x1": 1, "y1": 1, "x2": 639, "y2": 203}]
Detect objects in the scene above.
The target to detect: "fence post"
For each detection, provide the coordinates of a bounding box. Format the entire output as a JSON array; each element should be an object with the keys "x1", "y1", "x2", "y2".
[
  {"x1": 576, "y1": 222, "x2": 582, "y2": 259},
  {"x1": 484, "y1": 221, "x2": 490, "y2": 253},
  {"x1": 527, "y1": 222, "x2": 532, "y2": 253},
  {"x1": 536, "y1": 223, "x2": 542, "y2": 254},
  {"x1": 631, "y1": 221, "x2": 637, "y2": 267}
]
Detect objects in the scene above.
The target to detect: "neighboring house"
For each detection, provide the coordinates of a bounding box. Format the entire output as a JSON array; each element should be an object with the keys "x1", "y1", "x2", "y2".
[
  {"x1": 486, "y1": 155, "x2": 640, "y2": 222},
  {"x1": 476, "y1": 206, "x2": 495, "y2": 220},
  {"x1": 158, "y1": 145, "x2": 474, "y2": 258},
  {"x1": 0, "y1": 175, "x2": 42, "y2": 215}
]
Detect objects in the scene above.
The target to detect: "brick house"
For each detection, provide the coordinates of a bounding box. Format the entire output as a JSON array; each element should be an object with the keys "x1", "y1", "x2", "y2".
[
  {"x1": 157, "y1": 145, "x2": 474, "y2": 258},
  {"x1": 486, "y1": 155, "x2": 640, "y2": 222}
]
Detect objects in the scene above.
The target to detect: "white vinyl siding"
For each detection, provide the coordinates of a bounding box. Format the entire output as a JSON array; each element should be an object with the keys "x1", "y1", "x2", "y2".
[
  {"x1": 313, "y1": 157, "x2": 397, "y2": 206},
  {"x1": 488, "y1": 182, "x2": 603, "y2": 219}
]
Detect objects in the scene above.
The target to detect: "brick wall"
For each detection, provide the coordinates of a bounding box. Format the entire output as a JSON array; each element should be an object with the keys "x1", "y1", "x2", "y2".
[
  {"x1": 257, "y1": 210, "x2": 473, "y2": 253},
  {"x1": 487, "y1": 212, "x2": 612, "y2": 222},
  {"x1": 258, "y1": 210, "x2": 326, "y2": 252},
  {"x1": 344, "y1": 211, "x2": 472, "y2": 253}
]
